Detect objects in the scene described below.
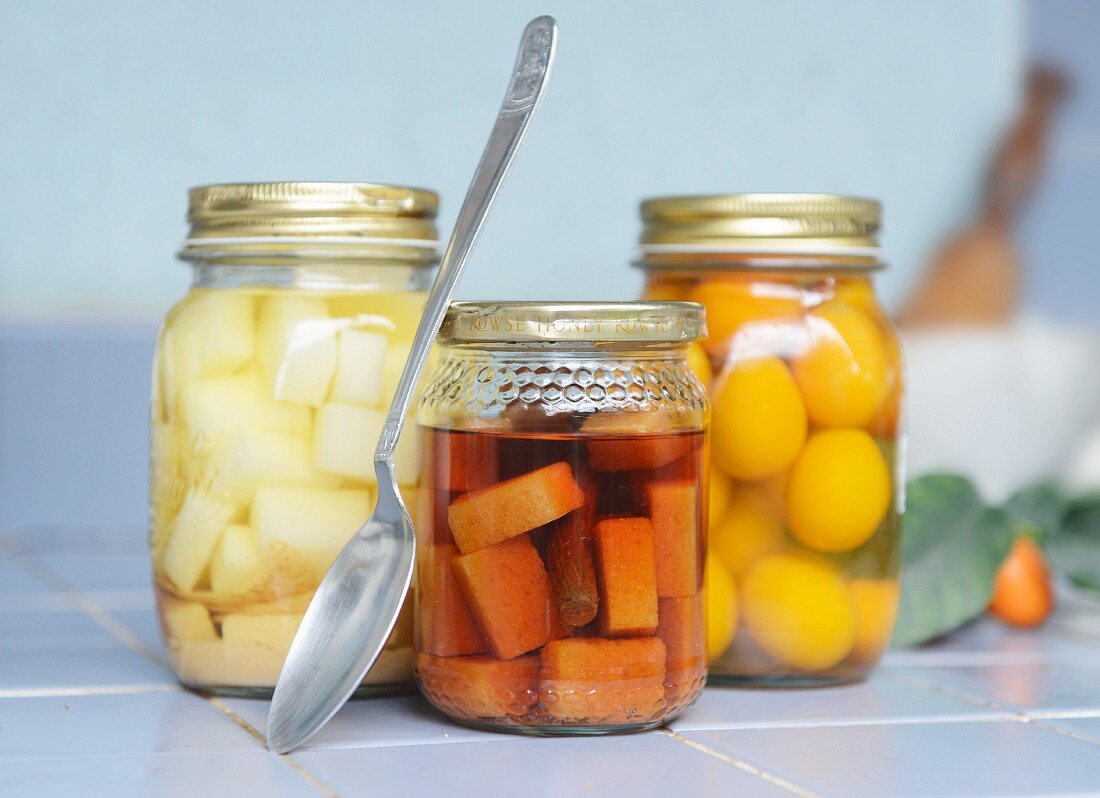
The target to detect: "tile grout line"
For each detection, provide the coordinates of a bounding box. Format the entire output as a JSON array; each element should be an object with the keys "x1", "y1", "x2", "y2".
[
  {"x1": 661, "y1": 728, "x2": 822, "y2": 798},
  {"x1": 9, "y1": 553, "x2": 171, "y2": 668},
  {"x1": 671, "y1": 712, "x2": 1017, "y2": 733},
  {"x1": 892, "y1": 666, "x2": 1100, "y2": 747},
  {"x1": 1028, "y1": 717, "x2": 1100, "y2": 748},
  {"x1": 9, "y1": 550, "x2": 344, "y2": 798},
  {"x1": 205, "y1": 697, "x2": 341, "y2": 798},
  {"x1": 887, "y1": 669, "x2": 1029, "y2": 718}
]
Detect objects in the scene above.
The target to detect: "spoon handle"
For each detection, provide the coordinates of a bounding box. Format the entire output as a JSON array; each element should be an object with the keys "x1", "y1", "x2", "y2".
[{"x1": 375, "y1": 15, "x2": 557, "y2": 462}]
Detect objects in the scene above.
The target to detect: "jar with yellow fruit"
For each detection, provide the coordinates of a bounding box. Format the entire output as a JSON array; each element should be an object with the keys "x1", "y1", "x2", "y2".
[
  {"x1": 149, "y1": 182, "x2": 438, "y2": 695},
  {"x1": 637, "y1": 194, "x2": 903, "y2": 686}
]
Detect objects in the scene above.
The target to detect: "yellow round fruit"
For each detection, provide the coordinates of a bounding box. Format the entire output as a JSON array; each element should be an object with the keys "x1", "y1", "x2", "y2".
[
  {"x1": 786, "y1": 429, "x2": 891, "y2": 553},
  {"x1": 791, "y1": 303, "x2": 889, "y2": 428},
  {"x1": 687, "y1": 280, "x2": 802, "y2": 356},
  {"x1": 866, "y1": 327, "x2": 904, "y2": 439},
  {"x1": 686, "y1": 342, "x2": 714, "y2": 387},
  {"x1": 740, "y1": 553, "x2": 857, "y2": 671},
  {"x1": 849, "y1": 578, "x2": 900, "y2": 664},
  {"x1": 711, "y1": 485, "x2": 785, "y2": 578},
  {"x1": 705, "y1": 553, "x2": 738, "y2": 661},
  {"x1": 712, "y1": 357, "x2": 807, "y2": 480},
  {"x1": 708, "y1": 468, "x2": 733, "y2": 530},
  {"x1": 833, "y1": 278, "x2": 877, "y2": 313}
]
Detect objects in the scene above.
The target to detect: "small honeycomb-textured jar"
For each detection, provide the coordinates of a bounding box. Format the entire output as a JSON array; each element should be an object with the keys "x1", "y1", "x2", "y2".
[{"x1": 414, "y1": 301, "x2": 709, "y2": 735}]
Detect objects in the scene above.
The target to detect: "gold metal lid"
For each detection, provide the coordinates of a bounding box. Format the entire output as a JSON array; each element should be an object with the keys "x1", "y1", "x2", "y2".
[
  {"x1": 638, "y1": 193, "x2": 882, "y2": 264},
  {"x1": 179, "y1": 182, "x2": 440, "y2": 265},
  {"x1": 440, "y1": 301, "x2": 706, "y2": 344}
]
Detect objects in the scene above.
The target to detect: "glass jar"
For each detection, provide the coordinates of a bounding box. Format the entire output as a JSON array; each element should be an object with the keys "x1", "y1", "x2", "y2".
[
  {"x1": 414, "y1": 302, "x2": 709, "y2": 733},
  {"x1": 637, "y1": 194, "x2": 904, "y2": 687},
  {"x1": 150, "y1": 182, "x2": 439, "y2": 696}
]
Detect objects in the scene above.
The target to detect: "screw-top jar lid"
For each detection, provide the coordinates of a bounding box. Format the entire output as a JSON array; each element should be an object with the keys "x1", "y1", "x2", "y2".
[
  {"x1": 440, "y1": 301, "x2": 706, "y2": 344},
  {"x1": 179, "y1": 181, "x2": 440, "y2": 265},
  {"x1": 637, "y1": 193, "x2": 882, "y2": 265}
]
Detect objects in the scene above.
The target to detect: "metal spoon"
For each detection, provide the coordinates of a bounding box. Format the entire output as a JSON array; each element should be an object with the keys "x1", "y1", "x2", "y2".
[{"x1": 266, "y1": 15, "x2": 557, "y2": 754}]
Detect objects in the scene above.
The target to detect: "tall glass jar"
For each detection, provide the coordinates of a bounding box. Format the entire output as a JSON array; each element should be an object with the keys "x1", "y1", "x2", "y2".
[
  {"x1": 415, "y1": 302, "x2": 709, "y2": 733},
  {"x1": 637, "y1": 194, "x2": 904, "y2": 686},
  {"x1": 150, "y1": 182, "x2": 438, "y2": 696}
]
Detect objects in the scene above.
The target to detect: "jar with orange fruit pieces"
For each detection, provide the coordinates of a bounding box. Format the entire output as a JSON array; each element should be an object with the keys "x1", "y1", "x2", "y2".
[
  {"x1": 634, "y1": 193, "x2": 903, "y2": 686},
  {"x1": 150, "y1": 182, "x2": 439, "y2": 696},
  {"x1": 415, "y1": 301, "x2": 709, "y2": 733}
]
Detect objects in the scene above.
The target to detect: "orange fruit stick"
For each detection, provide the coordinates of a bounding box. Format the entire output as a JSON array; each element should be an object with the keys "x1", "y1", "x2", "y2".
[
  {"x1": 448, "y1": 462, "x2": 585, "y2": 554},
  {"x1": 452, "y1": 534, "x2": 565, "y2": 659},
  {"x1": 593, "y1": 517, "x2": 659, "y2": 637},
  {"x1": 417, "y1": 653, "x2": 539, "y2": 720},
  {"x1": 646, "y1": 480, "x2": 700, "y2": 597},
  {"x1": 540, "y1": 637, "x2": 666, "y2": 724},
  {"x1": 419, "y1": 543, "x2": 487, "y2": 657}
]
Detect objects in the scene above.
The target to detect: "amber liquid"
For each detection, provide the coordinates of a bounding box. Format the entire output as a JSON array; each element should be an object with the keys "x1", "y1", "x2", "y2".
[{"x1": 415, "y1": 425, "x2": 707, "y2": 733}]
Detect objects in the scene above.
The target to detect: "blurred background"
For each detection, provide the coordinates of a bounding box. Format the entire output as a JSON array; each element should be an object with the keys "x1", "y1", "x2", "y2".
[{"x1": 1, "y1": 0, "x2": 1097, "y2": 529}]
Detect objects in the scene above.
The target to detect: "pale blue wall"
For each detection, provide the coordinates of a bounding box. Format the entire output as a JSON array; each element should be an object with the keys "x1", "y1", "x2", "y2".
[
  {"x1": 1020, "y1": 1, "x2": 1100, "y2": 323},
  {"x1": 0, "y1": 0, "x2": 1039, "y2": 530},
  {"x1": 1, "y1": 0, "x2": 1022, "y2": 320}
]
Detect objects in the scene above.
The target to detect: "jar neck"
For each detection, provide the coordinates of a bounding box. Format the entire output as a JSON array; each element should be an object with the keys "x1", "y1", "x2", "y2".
[
  {"x1": 438, "y1": 340, "x2": 692, "y2": 362},
  {"x1": 637, "y1": 251, "x2": 882, "y2": 276},
  {"x1": 188, "y1": 261, "x2": 434, "y2": 292},
  {"x1": 420, "y1": 341, "x2": 706, "y2": 431}
]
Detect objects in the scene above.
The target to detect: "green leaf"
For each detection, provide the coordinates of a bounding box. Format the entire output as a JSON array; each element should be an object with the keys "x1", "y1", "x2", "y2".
[
  {"x1": 1047, "y1": 494, "x2": 1100, "y2": 592},
  {"x1": 1004, "y1": 482, "x2": 1066, "y2": 542},
  {"x1": 893, "y1": 474, "x2": 1016, "y2": 648}
]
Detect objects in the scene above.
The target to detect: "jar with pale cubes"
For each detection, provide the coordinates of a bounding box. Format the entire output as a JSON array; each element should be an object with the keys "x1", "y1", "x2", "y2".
[
  {"x1": 637, "y1": 194, "x2": 904, "y2": 686},
  {"x1": 149, "y1": 182, "x2": 437, "y2": 695}
]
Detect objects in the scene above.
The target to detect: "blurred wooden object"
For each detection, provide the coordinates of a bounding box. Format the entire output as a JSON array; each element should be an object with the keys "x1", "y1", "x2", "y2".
[{"x1": 898, "y1": 67, "x2": 1068, "y2": 327}]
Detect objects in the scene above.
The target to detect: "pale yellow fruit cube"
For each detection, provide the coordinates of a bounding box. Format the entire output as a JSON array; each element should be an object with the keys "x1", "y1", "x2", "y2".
[
  {"x1": 172, "y1": 292, "x2": 256, "y2": 376},
  {"x1": 381, "y1": 343, "x2": 440, "y2": 407},
  {"x1": 330, "y1": 328, "x2": 389, "y2": 406},
  {"x1": 251, "y1": 486, "x2": 374, "y2": 574},
  {"x1": 363, "y1": 647, "x2": 414, "y2": 686},
  {"x1": 163, "y1": 490, "x2": 238, "y2": 592},
  {"x1": 330, "y1": 291, "x2": 427, "y2": 342},
  {"x1": 173, "y1": 641, "x2": 281, "y2": 687},
  {"x1": 207, "y1": 427, "x2": 339, "y2": 505},
  {"x1": 210, "y1": 524, "x2": 264, "y2": 595},
  {"x1": 257, "y1": 294, "x2": 339, "y2": 407},
  {"x1": 221, "y1": 613, "x2": 302, "y2": 654},
  {"x1": 181, "y1": 370, "x2": 312, "y2": 448},
  {"x1": 380, "y1": 342, "x2": 412, "y2": 404},
  {"x1": 314, "y1": 402, "x2": 420, "y2": 485},
  {"x1": 160, "y1": 595, "x2": 218, "y2": 644}
]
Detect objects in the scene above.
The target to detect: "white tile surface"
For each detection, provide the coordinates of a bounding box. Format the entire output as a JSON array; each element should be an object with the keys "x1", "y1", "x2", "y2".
[
  {"x1": 884, "y1": 615, "x2": 1100, "y2": 666},
  {"x1": 0, "y1": 609, "x2": 121, "y2": 651},
  {"x1": 683, "y1": 720, "x2": 1100, "y2": 798},
  {"x1": 32, "y1": 553, "x2": 152, "y2": 592},
  {"x1": 298, "y1": 733, "x2": 794, "y2": 798},
  {"x1": 1036, "y1": 716, "x2": 1100, "y2": 744},
  {"x1": 0, "y1": 691, "x2": 256, "y2": 760},
  {"x1": 0, "y1": 753, "x2": 318, "y2": 798},
  {"x1": 0, "y1": 647, "x2": 174, "y2": 692},
  {"x1": 892, "y1": 661, "x2": 1100, "y2": 714},
  {"x1": 223, "y1": 693, "x2": 508, "y2": 751},
  {"x1": 5, "y1": 529, "x2": 1100, "y2": 797},
  {"x1": 0, "y1": 557, "x2": 49, "y2": 596},
  {"x1": 110, "y1": 608, "x2": 167, "y2": 658},
  {"x1": 672, "y1": 670, "x2": 1014, "y2": 731}
]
